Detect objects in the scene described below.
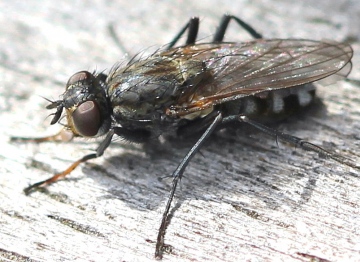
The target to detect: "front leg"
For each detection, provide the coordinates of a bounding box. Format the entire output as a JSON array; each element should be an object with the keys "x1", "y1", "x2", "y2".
[{"x1": 22, "y1": 130, "x2": 115, "y2": 195}]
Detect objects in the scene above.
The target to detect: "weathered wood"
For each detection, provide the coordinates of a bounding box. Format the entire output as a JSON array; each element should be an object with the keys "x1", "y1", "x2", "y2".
[{"x1": 1, "y1": 1, "x2": 360, "y2": 261}]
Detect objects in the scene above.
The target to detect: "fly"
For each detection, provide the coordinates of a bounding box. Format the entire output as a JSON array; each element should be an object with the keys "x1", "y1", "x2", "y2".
[{"x1": 11, "y1": 15, "x2": 357, "y2": 259}]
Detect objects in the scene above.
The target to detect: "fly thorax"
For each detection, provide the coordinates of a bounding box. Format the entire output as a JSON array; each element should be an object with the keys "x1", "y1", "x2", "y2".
[
  {"x1": 108, "y1": 76, "x2": 179, "y2": 126},
  {"x1": 107, "y1": 56, "x2": 209, "y2": 125}
]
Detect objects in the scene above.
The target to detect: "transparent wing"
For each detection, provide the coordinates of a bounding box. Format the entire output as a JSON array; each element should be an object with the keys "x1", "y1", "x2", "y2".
[{"x1": 163, "y1": 39, "x2": 353, "y2": 116}]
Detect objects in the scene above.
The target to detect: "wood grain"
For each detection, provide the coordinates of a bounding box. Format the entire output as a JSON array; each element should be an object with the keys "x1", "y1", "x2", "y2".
[{"x1": 1, "y1": 1, "x2": 360, "y2": 261}]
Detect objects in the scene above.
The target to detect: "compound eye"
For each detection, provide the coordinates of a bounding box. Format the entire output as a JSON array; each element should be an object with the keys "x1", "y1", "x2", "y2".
[
  {"x1": 72, "y1": 101, "x2": 101, "y2": 137},
  {"x1": 67, "y1": 71, "x2": 93, "y2": 87}
]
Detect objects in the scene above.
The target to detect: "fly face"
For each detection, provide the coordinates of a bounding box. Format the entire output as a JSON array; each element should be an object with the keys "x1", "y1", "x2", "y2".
[
  {"x1": 49, "y1": 71, "x2": 112, "y2": 138},
  {"x1": 12, "y1": 14, "x2": 357, "y2": 260}
]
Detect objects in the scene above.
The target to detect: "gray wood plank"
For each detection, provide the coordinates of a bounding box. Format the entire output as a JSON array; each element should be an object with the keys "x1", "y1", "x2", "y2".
[{"x1": 1, "y1": 1, "x2": 359, "y2": 261}]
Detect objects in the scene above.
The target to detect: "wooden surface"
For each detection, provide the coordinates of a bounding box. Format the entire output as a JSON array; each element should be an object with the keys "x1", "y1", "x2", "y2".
[{"x1": 1, "y1": 1, "x2": 360, "y2": 261}]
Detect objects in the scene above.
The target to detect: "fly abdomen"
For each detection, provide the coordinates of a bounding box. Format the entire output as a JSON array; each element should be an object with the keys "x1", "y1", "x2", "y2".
[{"x1": 224, "y1": 84, "x2": 316, "y2": 122}]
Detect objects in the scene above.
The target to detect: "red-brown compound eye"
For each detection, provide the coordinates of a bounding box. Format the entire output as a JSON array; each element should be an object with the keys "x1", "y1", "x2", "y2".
[
  {"x1": 72, "y1": 101, "x2": 101, "y2": 137},
  {"x1": 66, "y1": 71, "x2": 93, "y2": 87}
]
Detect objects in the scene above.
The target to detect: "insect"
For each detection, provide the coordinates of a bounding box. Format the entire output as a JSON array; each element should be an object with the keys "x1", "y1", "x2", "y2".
[{"x1": 12, "y1": 14, "x2": 357, "y2": 259}]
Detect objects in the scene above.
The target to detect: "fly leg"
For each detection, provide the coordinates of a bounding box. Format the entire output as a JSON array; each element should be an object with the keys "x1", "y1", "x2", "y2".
[
  {"x1": 21, "y1": 130, "x2": 115, "y2": 195},
  {"x1": 155, "y1": 113, "x2": 223, "y2": 259},
  {"x1": 10, "y1": 128, "x2": 74, "y2": 143},
  {"x1": 177, "y1": 110, "x2": 225, "y2": 137},
  {"x1": 20, "y1": 125, "x2": 151, "y2": 195},
  {"x1": 223, "y1": 115, "x2": 359, "y2": 169},
  {"x1": 167, "y1": 17, "x2": 200, "y2": 49},
  {"x1": 167, "y1": 14, "x2": 263, "y2": 49},
  {"x1": 212, "y1": 14, "x2": 263, "y2": 42}
]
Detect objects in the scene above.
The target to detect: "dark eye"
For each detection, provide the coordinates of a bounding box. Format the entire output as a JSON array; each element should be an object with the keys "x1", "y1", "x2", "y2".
[
  {"x1": 67, "y1": 71, "x2": 93, "y2": 87},
  {"x1": 72, "y1": 101, "x2": 101, "y2": 137}
]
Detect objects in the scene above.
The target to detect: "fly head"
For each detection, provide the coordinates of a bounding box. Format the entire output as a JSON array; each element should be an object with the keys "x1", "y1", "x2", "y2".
[{"x1": 51, "y1": 71, "x2": 112, "y2": 138}]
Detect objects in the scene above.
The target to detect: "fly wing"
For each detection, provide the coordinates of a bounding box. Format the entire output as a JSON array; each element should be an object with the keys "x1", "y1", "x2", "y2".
[{"x1": 165, "y1": 39, "x2": 353, "y2": 116}]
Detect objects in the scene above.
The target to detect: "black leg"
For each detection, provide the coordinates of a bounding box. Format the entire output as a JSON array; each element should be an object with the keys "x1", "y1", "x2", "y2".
[
  {"x1": 222, "y1": 115, "x2": 359, "y2": 169},
  {"x1": 167, "y1": 17, "x2": 199, "y2": 49},
  {"x1": 167, "y1": 14, "x2": 262, "y2": 50},
  {"x1": 176, "y1": 110, "x2": 223, "y2": 137},
  {"x1": 155, "y1": 113, "x2": 223, "y2": 259},
  {"x1": 213, "y1": 14, "x2": 263, "y2": 42},
  {"x1": 107, "y1": 23, "x2": 130, "y2": 55}
]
